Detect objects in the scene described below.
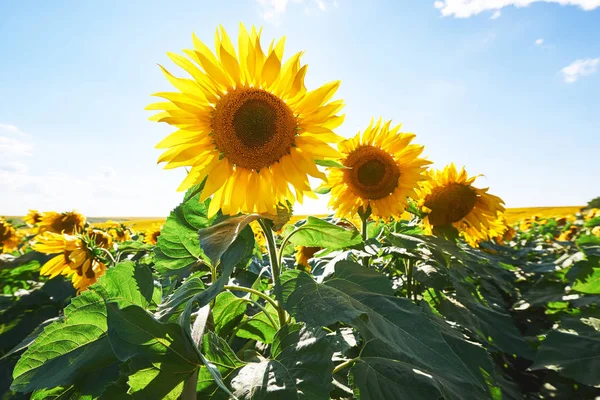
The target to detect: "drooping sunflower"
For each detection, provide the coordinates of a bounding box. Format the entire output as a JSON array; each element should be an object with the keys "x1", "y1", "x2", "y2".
[
  {"x1": 490, "y1": 215, "x2": 515, "y2": 245},
  {"x1": 143, "y1": 223, "x2": 163, "y2": 245},
  {"x1": 0, "y1": 218, "x2": 21, "y2": 253},
  {"x1": 23, "y1": 210, "x2": 42, "y2": 226},
  {"x1": 39, "y1": 211, "x2": 86, "y2": 235},
  {"x1": 418, "y1": 164, "x2": 505, "y2": 246},
  {"x1": 33, "y1": 229, "x2": 113, "y2": 293},
  {"x1": 148, "y1": 24, "x2": 344, "y2": 218},
  {"x1": 323, "y1": 118, "x2": 431, "y2": 220}
]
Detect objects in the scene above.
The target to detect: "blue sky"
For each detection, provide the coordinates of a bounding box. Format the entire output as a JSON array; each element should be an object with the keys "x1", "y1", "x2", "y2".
[{"x1": 1, "y1": 0, "x2": 599, "y2": 217}]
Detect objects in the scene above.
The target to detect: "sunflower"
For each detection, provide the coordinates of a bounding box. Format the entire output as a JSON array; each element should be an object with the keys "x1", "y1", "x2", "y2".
[
  {"x1": 418, "y1": 164, "x2": 505, "y2": 246},
  {"x1": 23, "y1": 210, "x2": 42, "y2": 226},
  {"x1": 33, "y1": 229, "x2": 113, "y2": 293},
  {"x1": 148, "y1": 24, "x2": 344, "y2": 218},
  {"x1": 39, "y1": 211, "x2": 86, "y2": 235},
  {"x1": 490, "y1": 216, "x2": 515, "y2": 245},
  {"x1": 249, "y1": 220, "x2": 267, "y2": 253},
  {"x1": 0, "y1": 218, "x2": 21, "y2": 253},
  {"x1": 558, "y1": 225, "x2": 579, "y2": 242},
  {"x1": 295, "y1": 245, "x2": 321, "y2": 272},
  {"x1": 323, "y1": 118, "x2": 430, "y2": 220},
  {"x1": 105, "y1": 221, "x2": 132, "y2": 242},
  {"x1": 143, "y1": 223, "x2": 163, "y2": 245}
]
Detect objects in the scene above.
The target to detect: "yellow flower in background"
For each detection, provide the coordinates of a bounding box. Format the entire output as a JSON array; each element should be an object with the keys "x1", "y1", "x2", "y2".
[
  {"x1": 23, "y1": 210, "x2": 42, "y2": 226},
  {"x1": 33, "y1": 229, "x2": 113, "y2": 294},
  {"x1": 0, "y1": 218, "x2": 21, "y2": 253},
  {"x1": 39, "y1": 211, "x2": 86, "y2": 235},
  {"x1": 144, "y1": 223, "x2": 163, "y2": 245},
  {"x1": 585, "y1": 208, "x2": 600, "y2": 221},
  {"x1": 249, "y1": 221, "x2": 267, "y2": 253},
  {"x1": 418, "y1": 164, "x2": 505, "y2": 246},
  {"x1": 592, "y1": 226, "x2": 600, "y2": 237},
  {"x1": 104, "y1": 221, "x2": 132, "y2": 242},
  {"x1": 490, "y1": 215, "x2": 515, "y2": 245},
  {"x1": 558, "y1": 225, "x2": 579, "y2": 242},
  {"x1": 148, "y1": 24, "x2": 344, "y2": 218},
  {"x1": 324, "y1": 118, "x2": 430, "y2": 220},
  {"x1": 295, "y1": 245, "x2": 321, "y2": 272}
]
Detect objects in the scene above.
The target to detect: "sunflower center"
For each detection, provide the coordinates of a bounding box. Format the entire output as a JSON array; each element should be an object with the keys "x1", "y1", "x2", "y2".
[
  {"x1": 343, "y1": 146, "x2": 400, "y2": 200},
  {"x1": 212, "y1": 87, "x2": 297, "y2": 170},
  {"x1": 424, "y1": 183, "x2": 478, "y2": 226}
]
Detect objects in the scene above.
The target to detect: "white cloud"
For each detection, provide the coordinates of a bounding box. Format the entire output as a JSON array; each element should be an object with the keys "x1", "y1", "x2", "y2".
[
  {"x1": 535, "y1": 38, "x2": 544, "y2": 45},
  {"x1": 257, "y1": 0, "x2": 338, "y2": 22},
  {"x1": 490, "y1": 10, "x2": 502, "y2": 18},
  {"x1": 561, "y1": 57, "x2": 600, "y2": 83},
  {"x1": 434, "y1": 0, "x2": 600, "y2": 18},
  {"x1": 0, "y1": 136, "x2": 33, "y2": 156}
]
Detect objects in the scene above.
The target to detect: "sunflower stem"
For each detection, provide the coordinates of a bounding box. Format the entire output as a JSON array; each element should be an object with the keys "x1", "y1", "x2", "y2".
[
  {"x1": 405, "y1": 259, "x2": 413, "y2": 300},
  {"x1": 332, "y1": 357, "x2": 360, "y2": 375},
  {"x1": 359, "y1": 205, "x2": 371, "y2": 268},
  {"x1": 258, "y1": 218, "x2": 287, "y2": 327}
]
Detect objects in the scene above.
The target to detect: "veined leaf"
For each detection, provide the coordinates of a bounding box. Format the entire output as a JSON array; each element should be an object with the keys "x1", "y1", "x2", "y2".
[
  {"x1": 288, "y1": 216, "x2": 362, "y2": 250},
  {"x1": 11, "y1": 262, "x2": 153, "y2": 393}
]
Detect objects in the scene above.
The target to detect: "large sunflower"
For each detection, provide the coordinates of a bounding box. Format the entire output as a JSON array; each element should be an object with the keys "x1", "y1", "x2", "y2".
[
  {"x1": 418, "y1": 164, "x2": 505, "y2": 246},
  {"x1": 324, "y1": 118, "x2": 431, "y2": 219},
  {"x1": 0, "y1": 218, "x2": 21, "y2": 253},
  {"x1": 148, "y1": 24, "x2": 344, "y2": 217},
  {"x1": 39, "y1": 211, "x2": 86, "y2": 235},
  {"x1": 33, "y1": 229, "x2": 113, "y2": 293}
]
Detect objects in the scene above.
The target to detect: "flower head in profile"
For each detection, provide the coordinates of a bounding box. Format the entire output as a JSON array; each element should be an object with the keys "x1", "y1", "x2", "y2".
[
  {"x1": 105, "y1": 221, "x2": 133, "y2": 242},
  {"x1": 143, "y1": 223, "x2": 163, "y2": 245},
  {"x1": 23, "y1": 210, "x2": 42, "y2": 227},
  {"x1": 39, "y1": 211, "x2": 86, "y2": 235},
  {"x1": 417, "y1": 164, "x2": 505, "y2": 246},
  {"x1": 33, "y1": 229, "x2": 113, "y2": 293},
  {"x1": 0, "y1": 218, "x2": 21, "y2": 253},
  {"x1": 323, "y1": 118, "x2": 430, "y2": 220},
  {"x1": 148, "y1": 24, "x2": 344, "y2": 218}
]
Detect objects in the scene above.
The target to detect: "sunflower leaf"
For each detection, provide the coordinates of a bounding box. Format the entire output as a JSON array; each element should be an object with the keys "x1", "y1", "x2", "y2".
[
  {"x1": 10, "y1": 261, "x2": 151, "y2": 393},
  {"x1": 288, "y1": 216, "x2": 362, "y2": 250},
  {"x1": 314, "y1": 159, "x2": 349, "y2": 169}
]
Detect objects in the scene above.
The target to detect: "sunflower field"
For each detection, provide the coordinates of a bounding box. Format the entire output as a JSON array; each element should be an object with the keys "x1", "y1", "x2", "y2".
[{"x1": 1, "y1": 24, "x2": 600, "y2": 400}]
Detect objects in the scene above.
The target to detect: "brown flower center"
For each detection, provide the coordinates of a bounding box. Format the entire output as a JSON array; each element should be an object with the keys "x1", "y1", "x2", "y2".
[
  {"x1": 212, "y1": 87, "x2": 297, "y2": 170},
  {"x1": 343, "y1": 145, "x2": 400, "y2": 200},
  {"x1": 424, "y1": 183, "x2": 478, "y2": 226}
]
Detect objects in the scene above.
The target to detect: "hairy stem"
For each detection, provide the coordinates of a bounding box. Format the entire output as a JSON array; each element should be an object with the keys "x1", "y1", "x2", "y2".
[{"x1": 257, "y1": 219, "x2": 287, "y2": 327}]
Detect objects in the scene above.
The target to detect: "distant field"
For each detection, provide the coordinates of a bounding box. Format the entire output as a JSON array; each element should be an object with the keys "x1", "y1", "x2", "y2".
[{"x1": 86, "y1": 206, "x2": 585, "y2": 230}]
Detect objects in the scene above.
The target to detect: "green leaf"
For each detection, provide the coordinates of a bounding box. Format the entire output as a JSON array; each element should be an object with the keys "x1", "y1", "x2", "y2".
[
  {"x1": 212, "y1": 291, "x2": 248, "y2": 336},
  {"x1": 314, "y1": 186, "x2": 331, "y2": 195},
  {"x1": 281, "y1": 264, "x2": 495, "y2": 400},
  {"x1": 236, "y1": 301, "x2": 279, "y2": 344},
  {"x1": 289, "y1": 216, "x2": 362, "y2": 250},
  {"x1": 198, "y1": 214, "x2": 261, "y2": 265},
  {"x1": 572, "y1": 267, "x2": 600, "y2": 294},
  {"x1": 197, "y1": 332, "x2": 245, "y2": 399},
  {"x1": 230, "y1": 323, "x2": 334, "y2": 399},
  {"x1": 11, "y1": 261, "x2": 149, "y2": 393},
  {"x1": 155, "y1": 187, "x2": 215, "y2": 277},
  {"x1": 585, "y1": 216, "x2": 600, "y2": 228},
  {"x1": 332, "y1": 260, "x2": 394, "y2": 296},
  {"x1": 314, "y1": 159, "x2": 349, "y2": 169},
  {"x1": 126, "y1": 359, "x2": 187, "y2": 400},
  {"x1": 156, "y1": 275, "x2": 206, "y2": 323},
  {"x1": 532, "y1": 317, "x2": 600, "y2": 386}
]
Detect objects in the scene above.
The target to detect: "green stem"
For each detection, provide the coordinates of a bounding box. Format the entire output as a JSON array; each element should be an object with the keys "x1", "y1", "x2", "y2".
[
  {"x1": 361, "y1": 216, "x2": 368, "y2": 241},
  {"x1": 332, "y1": 357, "x2": 360, "y2": 375},
  {"x1": 257, "y1": 219, "x2": 287, "y2": 327},
  {"x1": 405, "y1": 259, "x2": 413, "y2": 300},
  {"x1": 223, "y1": 285, "x2": 279, "y2": 311},
  {"x1": 277, "y1": 226, "x2": 308, "y2": 269},
  {"x1": 181, "y1": 368, "x2": 198, "y2": 400}
]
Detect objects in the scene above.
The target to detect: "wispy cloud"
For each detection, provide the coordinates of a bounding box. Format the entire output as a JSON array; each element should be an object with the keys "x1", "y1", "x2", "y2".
[
  {"x1": 256, "y1": 0, "x2": 338, "y2": 22},
  {"x1": 434, "y1": 0, "x2": 600, "y2": 18},
  {"x1": 490, "y1": 10, "x2": 502, "y2": 19},
  {"x1": 561, "y1": 57, "x2": 600, "y2": 83},
  {"x1": 535, "y1": 38, "x2": 544, "y2": 45},
  {"x1": 0, "y1": 124, "x2": 34, "y2": 156}
]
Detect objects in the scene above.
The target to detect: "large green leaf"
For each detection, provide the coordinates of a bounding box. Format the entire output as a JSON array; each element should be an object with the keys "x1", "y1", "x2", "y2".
[
  {"x1": 572, "y1": 267, "x2": 600, "y2": 294},
  {"x1": 197, "y1": 331, "x2": 245, "y2": 399},
  {"x1": 230, "y1": 323, "x2": 334, "y2": 399},
  {"x1": 288, "y1": 216, "x2": 362, "y2": 250},
  {"x1": 156, "y1": 274, "x2": 206, "y2": 323},
  {"x1": 281, "y1": 264, "x2": 495, "y2": 400},
  {"x1": 11, "y1": 262, "x2": 152, "y2": 393},
  {"x1": 198, "y1": 214, "x2": 261, "y2": 265},
  {"x1": 106, "y1": 303, "x2": 200, "y2": 398},
  {"x1": 154, "y1": 187, "x2": 214, "y2": 277},
  {"x1": 531, "y1": 316, "x2": 600, "y2": 386}
]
